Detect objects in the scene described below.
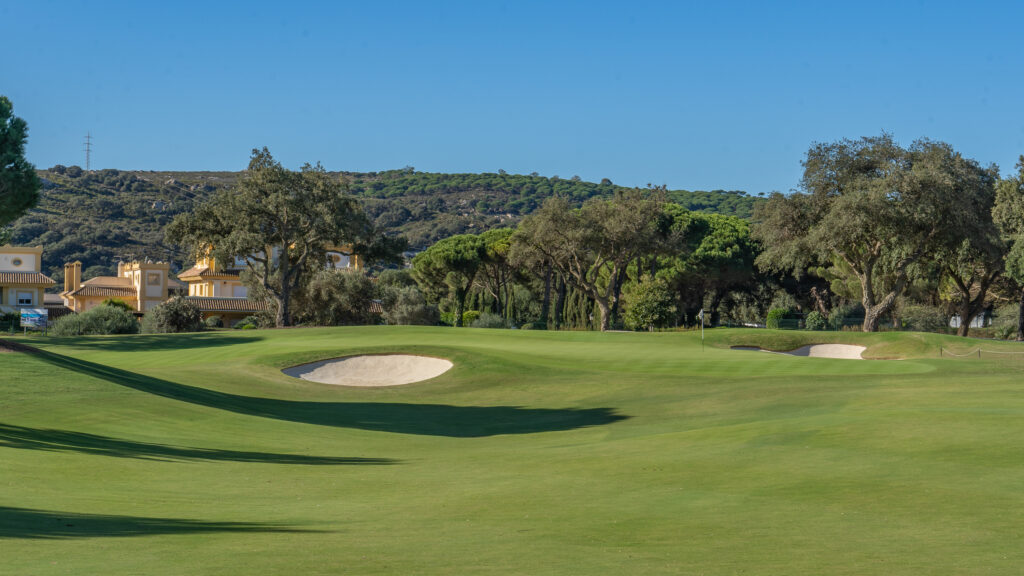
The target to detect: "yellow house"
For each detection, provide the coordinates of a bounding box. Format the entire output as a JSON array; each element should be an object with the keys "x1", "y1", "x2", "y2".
[
  {"x1": 176, "y1": 244, "x2": 360, "y2": 326},
  {"x1": 62, "y1": 260, "x2": 172, "y2": 313},
  {"x1": 0, "y1": 245, "x2": 56, "y2": 311}
]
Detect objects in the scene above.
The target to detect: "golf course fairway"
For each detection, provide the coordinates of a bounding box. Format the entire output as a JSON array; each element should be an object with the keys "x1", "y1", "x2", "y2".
[{"x1": 2, "y1": 326, "x2": 1023, "y2": 574}]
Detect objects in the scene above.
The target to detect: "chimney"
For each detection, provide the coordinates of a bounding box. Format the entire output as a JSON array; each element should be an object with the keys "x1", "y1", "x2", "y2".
[{"x1": 64, "y1": 261, "x2": 82, "y2": 293}]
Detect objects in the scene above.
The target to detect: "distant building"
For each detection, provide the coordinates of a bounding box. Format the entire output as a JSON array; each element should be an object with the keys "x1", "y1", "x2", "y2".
[
  {"x1": 177, "y1": 244, "x2": 361, "y2": 326},
  {"x1": 0, "y1": 245, "x2": 56, "y2": 312},
  {"x1": 62, "y1": 259, "x2": 172, "y2": 313}
]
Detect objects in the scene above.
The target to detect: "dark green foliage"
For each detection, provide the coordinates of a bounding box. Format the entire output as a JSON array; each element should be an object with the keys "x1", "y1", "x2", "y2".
[
  {"x1": 51, "y1": 305, "x2": 140, "y2": 336},
  {"x1": 754, "y1": 135, "x2": 997, "y2": 333},
  {"x1": 13, "y1": 166, "x2": 757, "y2": 281},
  {"x1": 233, "y1": 316, "x2": 264, "y2": 330},
  {"x1": 381, "y1": 286, "x2": 439, "y2": 326},
  {"x1": 0, "y1": 96, "x2": 41, "y2": 234},
  {"x1": 167, "y1": 149, "x2": 378, "y2": 327},
  {"x1": 295, "y1": 270, "x2": 378, "y2": 326},
  {"x1": 204, "y1": 316, "x2": 224, "y2": 329},
  {"x1": 411, "y1": 234, "x2": 486, "y2": 327},
  {"x1": 470, "y1": 312, "x2": 510, "y2": 329},
  {"x1": 804, "y1": 310, "x2": 826, "y2": 331},
  {"x1": 622, "y1": 277, "x2": 677, "y2": 331},
  {"x1": 101, "y1": 298, "x2": 134, "y2": 312},
  {"x1": 899, "y1": 304, "x2": 948, "y2": 333},
  {"x1": 141, "y1": 297, "x2": 203, "y2": 334},
  {"x1": 765, "y1": 308, "x2": 788, "y2": 330}
]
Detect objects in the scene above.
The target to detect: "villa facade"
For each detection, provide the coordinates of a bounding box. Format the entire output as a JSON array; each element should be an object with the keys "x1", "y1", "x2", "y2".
[
  {"x1": 62, "y1": 260, "x2": 176, "y2": 313},
  {"x1": 0, "y1": 245, "x2": 56, "y2": 312}
]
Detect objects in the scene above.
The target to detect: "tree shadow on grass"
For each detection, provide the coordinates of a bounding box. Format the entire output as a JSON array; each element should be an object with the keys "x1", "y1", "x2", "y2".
[
  {"x1": 32, "y1": 349, "x2": 628, "y2": 438},
  {"x1": 0, "y1": 423, "x2": 397, "y2": 465},
  {"x1": 38, "y1": 333, "x2": 263, "y2": 352},
  {"x1": 0, "y1": 506, "x2": 319, "y2": 539}
]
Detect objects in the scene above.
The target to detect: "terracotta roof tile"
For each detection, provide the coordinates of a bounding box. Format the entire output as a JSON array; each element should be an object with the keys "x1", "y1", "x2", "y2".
[
  {"x1": 67, "y1": 286, "x2": 137, "y2": 298},
  {"x1": 0, "y1": 272, "x2": 57, "y2": 285},
  {"x1": 184, "y1": 297, "x2": 270, "y2": 313}
]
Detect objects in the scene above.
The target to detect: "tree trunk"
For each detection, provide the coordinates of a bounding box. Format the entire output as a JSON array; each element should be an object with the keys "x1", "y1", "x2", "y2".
[
  {"x1": 553, "y1": 276, "x2": 566, "y2": 329},
  {"x1": 596, "y1": 298, "x2": 612, "y2": 332},
  {"x1": 956, "y1": 301, "x2": 974, "y2": 338},
  {"x1": 276, "y1": 289, "x2": 291, "y2": 328},
  {"x1": 1017, "y1": 287, "x2": 1024, "y2": 342},
  {"x1": 454, "y1": 287, "x2": 467, "y2": 327},
  {"x1": 862, "y1": 307, "x2": 882, "y2": 333},
  {"x1": 540, "y1": 263, "x2": 552, "y2": 326}
]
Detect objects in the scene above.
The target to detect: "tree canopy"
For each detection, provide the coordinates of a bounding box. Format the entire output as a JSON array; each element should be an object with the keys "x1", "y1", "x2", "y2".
[
  {"x1": 167, "y1": 148, "x2": 379, "y2": 327},
  {"x1": 0, "y1": 96, "x2": 41, "y2": 236},
  {"x1": 753, "y1": 135, "x2": 997, "y2": 332}
]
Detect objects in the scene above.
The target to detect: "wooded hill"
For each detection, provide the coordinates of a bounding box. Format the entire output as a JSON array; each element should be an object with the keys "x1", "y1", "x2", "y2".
[{"x1": 9, "y1": 165, "x2": 761, "y2": 282}]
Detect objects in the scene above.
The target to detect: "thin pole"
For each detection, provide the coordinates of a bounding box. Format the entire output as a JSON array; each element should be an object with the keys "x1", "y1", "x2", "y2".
[{"x1": 700, "y1": 308, "x2": 705, "y2": 352}]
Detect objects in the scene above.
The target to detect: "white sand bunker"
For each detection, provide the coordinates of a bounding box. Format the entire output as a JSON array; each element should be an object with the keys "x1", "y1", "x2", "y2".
[
  {"x1": 733, "y1": 344, "x2": 866, "y2": 359},
  {"x1": 283, "y1": 355, "x2": 454, "y2": 387}
]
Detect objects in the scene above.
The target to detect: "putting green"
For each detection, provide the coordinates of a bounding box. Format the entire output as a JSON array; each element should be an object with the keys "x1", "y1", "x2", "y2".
[{"x1": 2, "y1": 327, "x2": 1024, "y2": 574}]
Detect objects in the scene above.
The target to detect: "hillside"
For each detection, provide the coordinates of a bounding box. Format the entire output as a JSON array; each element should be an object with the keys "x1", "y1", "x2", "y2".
[{"x1": 9, "y1": 165, "x2": 763, "y2": 282}]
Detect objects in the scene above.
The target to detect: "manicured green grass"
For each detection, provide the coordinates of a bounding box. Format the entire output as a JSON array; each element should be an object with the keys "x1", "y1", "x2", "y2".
[{"x1": 3, "y1": 327, "x2": 1024, "y2": 574}]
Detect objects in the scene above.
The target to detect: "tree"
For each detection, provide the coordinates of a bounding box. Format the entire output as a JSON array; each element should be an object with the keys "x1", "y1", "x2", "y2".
[
  {"x1": 622, "y1": 276, "x2": 676, "y2": 331},
  {"x1": 753, "y1": 135, "x2": 993, "y2": 332},
  {"x1": 513, "y1": 189, "x2": 665, "y2": 331},
  {"x1": 660, "y1": 206, "x2": 757, "y2": 325},
  {"x1": 142, "y1": 296, "x2": 203, "y2": 334},
  {"x1": 167, "y1": 148, "x2": 376, "y2": 327},
  {"x1": 411, "y1": 234, "x2": 485, "y2": 327},
  {"x1": 994, "y1": 156, "x2": 1024, "y2": 340},
  {"x1": 0, "y1": 96, "x2": 41, "y2": 236},
  {"x1": 295, "y1": 269, "x2": 378, "y2": 326},
  {"x1": 475, "y1": 228, "x2": 516, "y2": 317}
]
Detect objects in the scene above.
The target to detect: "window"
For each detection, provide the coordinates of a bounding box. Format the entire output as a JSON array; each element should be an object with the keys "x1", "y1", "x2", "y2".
[
  {"x1": 17, "y1": 292, "x2": 33, "y2": 306},
  {"x1": 12, "y1": 258, "x2": 22, "y2": 267},
  {"x1": 147, "y1": 273, "x2": 161, "y2": 286}
]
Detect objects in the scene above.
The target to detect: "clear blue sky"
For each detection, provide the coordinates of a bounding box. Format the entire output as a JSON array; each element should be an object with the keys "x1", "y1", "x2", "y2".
[{"x1": 3, "y1": 0, "x2": 1023, "y2": 194}]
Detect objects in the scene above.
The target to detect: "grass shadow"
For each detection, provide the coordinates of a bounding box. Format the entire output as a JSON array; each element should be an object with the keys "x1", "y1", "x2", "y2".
[
  {"x1": 0, "y1": 423, "x2": 397, "y2": 465},
  {"x1": 35, "y1": 333, "x2": 263, "y2": 352},
  {"x1": 0, "y1": 506, "x2": 318, "y2": 539},
  {"x1": 32, "y1": 349, "x2": 628, "y2": 438}
]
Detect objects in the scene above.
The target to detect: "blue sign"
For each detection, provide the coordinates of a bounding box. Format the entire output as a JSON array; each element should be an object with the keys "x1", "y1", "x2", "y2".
[{"x1": 20, "y1": 308, "x2": 48, "y2": 329}]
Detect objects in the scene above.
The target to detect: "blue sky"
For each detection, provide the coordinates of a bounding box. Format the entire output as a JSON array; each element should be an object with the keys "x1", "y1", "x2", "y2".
[{"x1": 3, "y1": 1, "x2": 1023, "y2": 193}]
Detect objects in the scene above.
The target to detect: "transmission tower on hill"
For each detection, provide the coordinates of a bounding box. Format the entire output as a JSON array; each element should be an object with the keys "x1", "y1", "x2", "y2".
[{"x1": 83, "y1": 132, "x2": 92, "y2": 171}]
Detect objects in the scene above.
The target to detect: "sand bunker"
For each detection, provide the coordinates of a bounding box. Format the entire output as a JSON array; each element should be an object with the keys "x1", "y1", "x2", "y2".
[
  {"x1": 282, "y1": 355, "x2": 453, "y2": 387},
  {"x1": 733, "y1": 344, "x2": 866, "y2": 359}
]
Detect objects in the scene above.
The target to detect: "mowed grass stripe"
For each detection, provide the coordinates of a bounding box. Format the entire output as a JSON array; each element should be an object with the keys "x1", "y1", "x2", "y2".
[{"x1": 2, "y1": 327, "x2": 1023, "y2": 574}]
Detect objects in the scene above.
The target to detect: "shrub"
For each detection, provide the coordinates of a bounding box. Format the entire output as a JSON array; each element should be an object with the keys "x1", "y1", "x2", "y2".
[
  {"x1": 204, "y1": 315, "x2": 224, "y2": 329},
  {"x1": 234, "y1": 316, "x2": 260, "y2": 330},
  {"x1": 382, "y1": 286, "x2": 439, "y2": 326},
  {"x1": 765, "y1": 308, "x2": 788, "y2": 330},
  {"x1": 805, "y1": 310, "x2": 826, "y2": 331},
  {"x1": 622, "y1": 277, "x2": 677, "y2": 331},
  {"x1": 900, "y1": 304, "x2": 947, "y2": 333},
  {"x1": 828, "y1": 303, "x2": 861, "y2": 330},
  {"x1": 51, "y1": 305, "x2": 139, "y2": 336},
  {"x1": 295, "y1": 270, "x2": 378, "y2": 326},
  {"x1": 471, "y1": 312, "x2": 510, "y2": 329},
  {"x1": 461, "y1": 310, "x2": 481, "y2": 327},
  {"x1": 101, "y1": 298, "x2": 134, "y2": 312},
  {"x1": 142, "y1": 297, "x2": 203, "y2": 334},
  {"x1": 987, "y1": 304, "x2": 1018, "y2": 340}
]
